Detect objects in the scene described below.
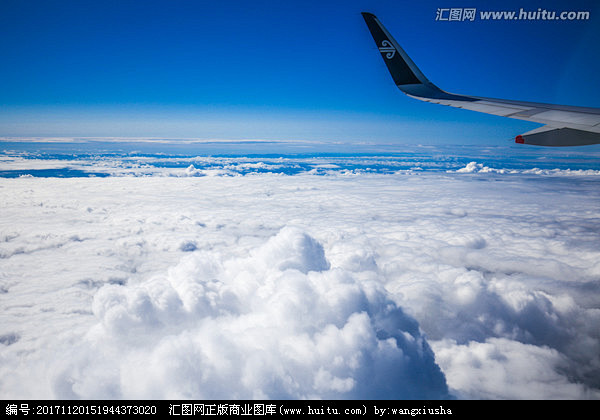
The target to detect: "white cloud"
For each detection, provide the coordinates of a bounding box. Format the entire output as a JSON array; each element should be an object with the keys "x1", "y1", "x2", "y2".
[
  {"x1": 432, "y1": 338, "x2": 600, "y2": 399},
  {"x1": 1, "y1": 166, "x2": 599, "y2": 399},
  {"x1": 39, "y1": 227, "x2": 447, "y2": 399},
  {"x1": 453, "y1": 161, "x2": 600, "y2": 176}
]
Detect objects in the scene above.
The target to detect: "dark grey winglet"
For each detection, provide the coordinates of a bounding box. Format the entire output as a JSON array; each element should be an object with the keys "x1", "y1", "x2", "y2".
[
  {"x1": 361, "y1": 12, "x2": 424, "y2": 86},
  {"x1": 361, "y1": 12, "x2": 474, "y2": 102}
]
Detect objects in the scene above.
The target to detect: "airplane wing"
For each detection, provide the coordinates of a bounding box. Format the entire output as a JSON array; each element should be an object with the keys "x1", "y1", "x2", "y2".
[{"x1": 361, "y1": 12, "x2": 600, "y2": 146}]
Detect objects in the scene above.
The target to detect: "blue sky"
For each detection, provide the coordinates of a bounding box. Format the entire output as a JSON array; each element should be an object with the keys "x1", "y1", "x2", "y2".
[{"x1": 0, "y1": 0, "x2": 598, "y2": 144}]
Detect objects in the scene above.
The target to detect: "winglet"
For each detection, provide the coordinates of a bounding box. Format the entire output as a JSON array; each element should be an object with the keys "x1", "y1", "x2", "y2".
[
  {"x1": 361, "y1": 12, "x2": 428, "y2": 87},
  {"x1": 361, "y1": 12, "x2": 472, "y2": 102}
]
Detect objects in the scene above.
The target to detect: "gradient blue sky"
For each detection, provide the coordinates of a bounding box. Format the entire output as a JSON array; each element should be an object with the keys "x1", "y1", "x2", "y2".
[{"x1": 1, "y1": 0, "x2": 598, "y2": 144}]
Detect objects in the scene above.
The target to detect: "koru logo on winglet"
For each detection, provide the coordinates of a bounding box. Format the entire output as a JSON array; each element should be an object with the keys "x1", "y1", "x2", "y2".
[{"x1": 378, "y1": 40, "x2": 396, "y2": 59}]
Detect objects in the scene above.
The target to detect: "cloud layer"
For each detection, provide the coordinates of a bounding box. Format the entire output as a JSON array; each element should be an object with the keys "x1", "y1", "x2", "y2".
[{"x1": 1, "y1": 166, "x2": 599, "y2": 399}]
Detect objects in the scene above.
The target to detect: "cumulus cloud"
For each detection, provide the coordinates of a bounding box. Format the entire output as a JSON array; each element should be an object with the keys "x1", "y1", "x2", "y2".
[
  {"x1": 454, "y1": 161, "x2": 600, "y2": 176},
  {"x1": 432, "y1": 338, "x2": 599, "y2": 399},
  {"x1": 46, "y1": 227, "x2": 448, "y2": 399},
  {"x1": 1, "y1": 148, "x2": 600, "y2": 399}
]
